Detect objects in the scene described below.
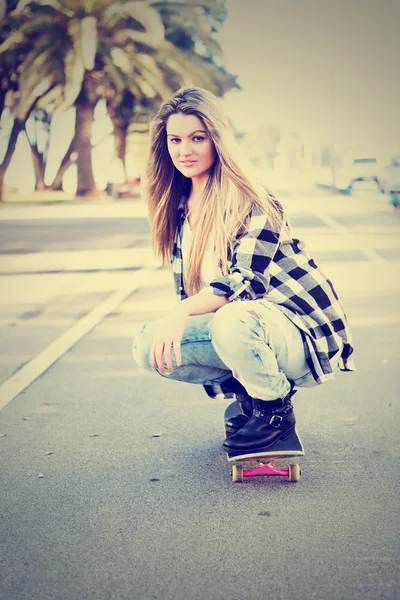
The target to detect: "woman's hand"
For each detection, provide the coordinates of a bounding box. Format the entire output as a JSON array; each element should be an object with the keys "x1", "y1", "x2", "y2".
[
  {"x1": 150, "y1": 306, "x2": 188, "y2": 374},
  {"x1": 149, "y1": 293, "x2": 228, "y2": 374}
]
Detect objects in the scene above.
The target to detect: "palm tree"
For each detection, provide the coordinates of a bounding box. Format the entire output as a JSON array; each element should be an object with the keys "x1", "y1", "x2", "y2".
[
  {"x1": 0, "y1": 0, "x2": 25, "y2": 199},
  {"x1": 1, "y1": 0, "x2": 168, "y2": 196},
  {"x1": 99, "y1": 0, "x2": 238, "y2": 184},
  {"x1": 113, "y1": 1, "x2": 238, "y2": 177},
  {"x1": 1, "y1": 0, "x2": 238, "y2": 198}
]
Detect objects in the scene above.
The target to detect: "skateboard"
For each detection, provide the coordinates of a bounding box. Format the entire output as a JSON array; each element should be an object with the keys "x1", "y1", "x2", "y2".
[{"x1": 224, "y1": 400, "x2": 304, "y2": 483}]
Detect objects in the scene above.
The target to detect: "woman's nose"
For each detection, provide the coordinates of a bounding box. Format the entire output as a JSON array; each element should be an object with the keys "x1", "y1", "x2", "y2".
[{"x1": 180, "y1": 141, "x2": 192, "y2": 156}]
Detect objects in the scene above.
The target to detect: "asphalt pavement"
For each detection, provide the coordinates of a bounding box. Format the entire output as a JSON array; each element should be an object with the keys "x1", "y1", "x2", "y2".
[{"x1": 0, "y1": 188, "x2": 399, "y2": 600}]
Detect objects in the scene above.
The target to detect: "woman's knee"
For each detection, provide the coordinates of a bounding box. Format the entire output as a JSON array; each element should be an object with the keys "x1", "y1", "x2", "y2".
[
  {"x1": 209, "y1": 301, "x2": 252, "y2": 354},
  {"x1": 132, "y1": 321, "x2": 155, "y2": 370}
]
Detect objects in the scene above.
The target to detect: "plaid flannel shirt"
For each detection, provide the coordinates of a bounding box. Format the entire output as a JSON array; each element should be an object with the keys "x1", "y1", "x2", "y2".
[{"x1": 171, "y1": 196, "x2": 355, "y2": 384}]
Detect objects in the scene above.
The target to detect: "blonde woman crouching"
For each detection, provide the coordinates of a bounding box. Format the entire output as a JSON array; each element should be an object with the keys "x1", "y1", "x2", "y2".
[{"x1": 132, "y1": 86, "x2": 355, "y2": 456}]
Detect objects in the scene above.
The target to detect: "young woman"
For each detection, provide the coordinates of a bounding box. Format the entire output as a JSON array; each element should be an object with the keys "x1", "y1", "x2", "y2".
[{"x1": 132, "y1": 86, "x2": 355, "y2": 456}]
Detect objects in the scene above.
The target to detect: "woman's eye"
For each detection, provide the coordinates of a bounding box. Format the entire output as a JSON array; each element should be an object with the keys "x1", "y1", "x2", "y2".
[
  {"x1": 193, "y1": 136, "x2": 205, "y2": 142},
  {"x1": 170, "y1": 138, "x2": 180, "y2": 144}
]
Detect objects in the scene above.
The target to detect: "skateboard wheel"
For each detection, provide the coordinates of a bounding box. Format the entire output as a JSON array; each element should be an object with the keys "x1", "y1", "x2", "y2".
[
  {"x1": 288, "y1": 463, "x2": 300, "y2": 482},
  {"x1": 231, "y1": 463, "x2": 243, "y2": 483}
]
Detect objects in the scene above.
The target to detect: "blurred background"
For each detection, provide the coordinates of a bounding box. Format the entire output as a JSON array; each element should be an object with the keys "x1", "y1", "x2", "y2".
[{"x1": 0, "y1": 0, "x2": 399, "y2": 204}]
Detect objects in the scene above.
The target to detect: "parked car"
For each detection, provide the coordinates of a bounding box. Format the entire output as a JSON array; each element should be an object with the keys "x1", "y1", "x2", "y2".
[
  {"x1": 380, "y1": 156, "x2": 400, "y2": 205},
  {"x1": 334, "y1": 154, "x2": 385, "y2": 193}
]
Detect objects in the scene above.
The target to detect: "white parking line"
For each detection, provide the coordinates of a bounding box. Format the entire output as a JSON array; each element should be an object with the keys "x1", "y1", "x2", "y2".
[
  {"x1": 315, "y1": 213, "x2": 385, "y2": 262},
  {"x1": 0, "y1": 266, "x2": 156, "y2": 411}
]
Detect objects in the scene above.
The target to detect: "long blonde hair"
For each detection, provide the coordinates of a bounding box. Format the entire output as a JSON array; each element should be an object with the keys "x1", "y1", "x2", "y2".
[{"x1": 145, "y1": 86, "x2": 284, "y2": 296}]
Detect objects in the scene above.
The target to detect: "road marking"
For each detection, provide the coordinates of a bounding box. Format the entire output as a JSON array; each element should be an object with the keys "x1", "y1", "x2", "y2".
[
  {"x1": 315, "y1": 213, "x2": 385, "y2": 262},
  {"x1": 0, "y1": 266, "x2": 156, "y2": 411},
  {"x1": 0, "y1": 247, "x2": 154, "y2": 274}
]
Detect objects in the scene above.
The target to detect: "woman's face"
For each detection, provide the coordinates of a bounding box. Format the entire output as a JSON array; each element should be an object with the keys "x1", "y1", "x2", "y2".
[{"x1": 166, "y1": 113, "x2": 216, "y2": 180}]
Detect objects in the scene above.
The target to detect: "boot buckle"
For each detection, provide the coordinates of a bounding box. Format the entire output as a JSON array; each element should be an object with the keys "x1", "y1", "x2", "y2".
[{"x1": 269, "y1": 414, "x2": 283, "y2": 428}]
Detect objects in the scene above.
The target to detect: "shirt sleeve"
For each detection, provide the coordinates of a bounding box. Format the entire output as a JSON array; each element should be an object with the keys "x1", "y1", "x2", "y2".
[{"x1": 202, "y1": 204, "x2": 282, "y2": 301}]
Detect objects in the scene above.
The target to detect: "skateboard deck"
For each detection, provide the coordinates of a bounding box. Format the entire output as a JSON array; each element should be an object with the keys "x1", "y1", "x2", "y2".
[{"x1": 224, "y1": 400, "x2": 304, "y2": 483}]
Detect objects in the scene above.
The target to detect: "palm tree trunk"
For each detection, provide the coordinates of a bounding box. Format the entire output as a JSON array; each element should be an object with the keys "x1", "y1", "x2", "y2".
[
  {"x1": 29, "y1": 144, "x2": 48, "y2": 191},
  {"x1": 50, "y1": 135, "x2": 78, "y2": 191},
  {"x1": 112, "y1": 119, "x2": 128, "y2": 183},
  {"x1": 75, "y1": 101, "x2": 98, "y2": 198},
  {"x1": 0, "y1": 119, "x2": 24, "y2": 201}
]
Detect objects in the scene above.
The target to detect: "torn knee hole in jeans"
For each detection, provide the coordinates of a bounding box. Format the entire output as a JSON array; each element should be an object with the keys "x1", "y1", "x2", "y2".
[
  {"x1": 248, "y1": 309, "x2": 267, "y2": 327},
  {"x1": 248, "y1": 309, "x2": 261, "y2": 320},
  {"x1": 239, "y1": 309, "x2": 262, "y2": 324},
  {"x1": 240, "y1": 310, "x2": 262, "y2": 323},
  {"x1": 240, "y1": 309, "x2": 268, "y2": 335}
]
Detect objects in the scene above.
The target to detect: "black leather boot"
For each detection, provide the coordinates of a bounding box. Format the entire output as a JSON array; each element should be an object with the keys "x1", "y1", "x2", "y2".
[
  {"x1": 224, "y1": 395, "x2": 253, "y2": 437},
  {"x1": 204, "y1": 376, "x2": 249, "y2": 400},
  {"x1": 204, "y1": 377, "x2": 253, "y2": 436},
  {"x1": 222, "y1": 389, "x2": 297, "y2": 455}
]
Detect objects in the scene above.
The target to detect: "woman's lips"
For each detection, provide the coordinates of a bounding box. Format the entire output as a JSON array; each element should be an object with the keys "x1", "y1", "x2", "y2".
[{"x1": 180, "y1": 161, "x2": 197, "y2": 165}]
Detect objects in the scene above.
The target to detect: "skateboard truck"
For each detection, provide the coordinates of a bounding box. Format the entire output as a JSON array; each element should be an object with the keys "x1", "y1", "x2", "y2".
[{"x1": 231, "y1": 461, "x2": 301, "y2": 483}]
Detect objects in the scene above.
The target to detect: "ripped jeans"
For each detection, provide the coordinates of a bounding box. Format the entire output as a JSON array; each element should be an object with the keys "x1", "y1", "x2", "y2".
[{"x1": 132, "y1": 299, "x2": 318, "y2": 401}]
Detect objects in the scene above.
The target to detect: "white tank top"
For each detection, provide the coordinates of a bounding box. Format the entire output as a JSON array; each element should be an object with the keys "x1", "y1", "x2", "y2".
[{"x1": 181, "y1": 218, "x2": 219, "y2": 289}]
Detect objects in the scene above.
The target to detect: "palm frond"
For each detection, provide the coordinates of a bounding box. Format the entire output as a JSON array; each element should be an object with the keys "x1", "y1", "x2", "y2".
[
  {"x1": 109, "y1": 47, "x2": 132, "y2": 75},
  {"x1": 20, "y1": 44, "x2": 58, "y2": 87},
  {"x1": 62, "y1": 22, "x2": 85, "y2": 109},
  {"x1": 133, "y1": 53, "x2": 173, "y2": 99},
  {"x1": 12, "y1": 0, "x2": 34, "y2": 16},
  {"x1": 82, "y1": 0, "x2": 97, "y2": 13},
  {"x1": 36, "y1": 84, "x2": 64, "y2": 111},
  {"x1": 131, "y1": 74, "x2": 158, "y2": 100},
  {"x1": 150, "y1": 0, "x2": 227, "y2": 24},
  {"x1": 80, "y1": 15, "x2": 97, "y2": 70},
  {"x1": 12, "y1": 17, "x2": 66, "y2": 41},
  {"x1": 0, "y1": 0, "x2": 6, "y2": 23},
  {"x1": 162, "y1": 5, "x2": 223, "y2": 59},
  {"x1": 92, "y1": 0, "x2": 114, "y2": 13},
  {"x1": 99, "y1": 40, "x2": 144, "y2": 100},
  {"x1": 17, "y1": 47, "x2": 61, "y2": 118},
  {"x1": 102, "y1": 51, "x2": 129, "y2": 92},
  {"x1": 19, "y1": 32, "x2": 65, "y2": 77},
  {"x1": 12, "y1": 1, "x2": 67, "y2": 21},
  {"x1": 0, "y1": 29, "x2": 24, "y2": 53},
  {"x1": 157, "y1": 39, "x2": 237, "y2": 96},
  {"x1": 43, "y1": 0, "x2": 81, "y2": 13},
  {"x1": 12, "y1": 0, "x2": 58, "y2": 17},
  {"x1": 102, "y1": 1, "x2": 164, "y2": 48}
]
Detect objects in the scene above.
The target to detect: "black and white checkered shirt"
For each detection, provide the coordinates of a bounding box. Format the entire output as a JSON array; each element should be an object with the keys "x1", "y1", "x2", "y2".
[{"x1": 172, "y1": 196, "x2": 355, "y2": 384}]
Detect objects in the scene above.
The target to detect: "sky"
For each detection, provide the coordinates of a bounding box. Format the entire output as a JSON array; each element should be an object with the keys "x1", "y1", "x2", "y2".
[{"x1": 219, "y1": 0, "x2": 399, "y2": 156}]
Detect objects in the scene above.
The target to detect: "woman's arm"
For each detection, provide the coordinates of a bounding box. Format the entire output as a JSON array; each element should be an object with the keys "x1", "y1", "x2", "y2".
[
  {"x1": 205, "y1": 204, "x2": 283, "y2": 301},
  {"x1": 180, "y1": 290, "x2": 229, "y2": 316}
]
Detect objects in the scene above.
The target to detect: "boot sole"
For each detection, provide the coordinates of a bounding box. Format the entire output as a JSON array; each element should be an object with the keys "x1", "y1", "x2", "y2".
[
  {"x1": 225, "y1": 429, "x2": 304, "y2": 461},
  {"x1": 223, "y1": 425, "x2": 296, "y2": 455}
]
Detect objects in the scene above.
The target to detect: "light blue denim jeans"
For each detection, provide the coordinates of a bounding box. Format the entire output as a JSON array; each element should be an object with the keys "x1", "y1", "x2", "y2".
[{"x1": 132, "y1": 299, "x2": 317, "y2": 401}]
